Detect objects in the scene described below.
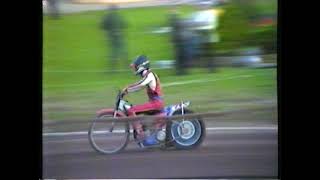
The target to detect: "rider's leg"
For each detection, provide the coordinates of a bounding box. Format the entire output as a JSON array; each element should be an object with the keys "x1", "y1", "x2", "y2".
[
  {"x1": 131, "y1": 121, "x2": 147, "y2": 147},
  {"x1": 153, "y1": 112, "x2": 166, "y2": 129},
  {"x1": 127, "y1": 100, "x2": 164, "y2": 140},
  {"x1": 127, "y1": 110, "x2": 144, "y2": 140}
]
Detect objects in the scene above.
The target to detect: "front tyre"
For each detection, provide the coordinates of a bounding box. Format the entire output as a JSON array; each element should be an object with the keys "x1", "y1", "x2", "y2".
[
  {"x1": 167, "y1": 109, "x2": 206, "y2": 150},
  {"x1": 88, "y1": 113, "x2": 130, "y2": 154}
]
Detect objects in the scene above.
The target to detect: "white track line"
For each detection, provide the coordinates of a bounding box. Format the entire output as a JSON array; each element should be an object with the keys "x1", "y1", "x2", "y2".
[
  {"x1": 162, "y1": 75, "x2": 252, "y2": 87},
  {"x1": 43, "y1": 126, "x2": 277, "y2": 137}
]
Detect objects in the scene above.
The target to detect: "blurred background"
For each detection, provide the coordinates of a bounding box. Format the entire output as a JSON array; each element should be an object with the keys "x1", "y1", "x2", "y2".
[{"x1": 43, "y1": 0, "x2": 277, "y2": 131}]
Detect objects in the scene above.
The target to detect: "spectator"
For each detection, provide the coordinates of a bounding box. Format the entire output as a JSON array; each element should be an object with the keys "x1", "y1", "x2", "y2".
[
  {"x1": 168, "y1": 6, "x2": 187, "y2": 75},
  {"x1": 47, "y1": 0, "x2": 60, "y2": 19},
  {"x1": 101, "y1": 4, "x2": 128, "y2": 71},
  {"x1": 190, "y1": 4, "x2": 222, "y2": 72}
]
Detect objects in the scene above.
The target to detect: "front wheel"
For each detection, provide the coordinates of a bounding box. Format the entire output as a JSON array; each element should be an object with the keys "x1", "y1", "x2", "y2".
[
  {"x1": 88, "y1": 113, "x2": 130, "y2": 154},
  {"x1": 167, "y1": 109, "x2": 206, "y2": 150}
]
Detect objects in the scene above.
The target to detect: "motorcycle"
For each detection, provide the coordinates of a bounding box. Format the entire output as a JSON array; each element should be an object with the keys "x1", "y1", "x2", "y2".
[{"x1": 88, "y1": 90, "x2": 206, "y2": 154}]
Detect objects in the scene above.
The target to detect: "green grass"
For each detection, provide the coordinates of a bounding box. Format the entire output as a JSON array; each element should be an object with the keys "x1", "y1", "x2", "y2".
[
  {"x1": 44, "y1": 5, "x2": 198, "y2": 90},
  {"x1": 43, "y1": 68, "x2": 277, "y2": 121},
  {"x1": 43, "y1": 5, "x2": 195, "y2": 71},
  {"x1": 43, "y1": 5, "x2": 277, "y2": 122}
]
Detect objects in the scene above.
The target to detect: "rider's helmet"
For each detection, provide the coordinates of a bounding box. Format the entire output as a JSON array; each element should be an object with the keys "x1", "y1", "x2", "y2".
[{"x1": 130, "y1": 55, "x2": 150, "y2": 75}]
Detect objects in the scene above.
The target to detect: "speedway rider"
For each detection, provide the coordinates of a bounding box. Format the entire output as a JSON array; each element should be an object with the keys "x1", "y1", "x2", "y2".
[{"x1": 121, "y1": 55, "x2": 165, "y2": 147}]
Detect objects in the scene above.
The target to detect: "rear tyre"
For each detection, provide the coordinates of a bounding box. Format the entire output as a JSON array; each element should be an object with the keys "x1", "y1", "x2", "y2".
[{"x1": 167, "y1": 109, "x2": 206, "y2": 150}]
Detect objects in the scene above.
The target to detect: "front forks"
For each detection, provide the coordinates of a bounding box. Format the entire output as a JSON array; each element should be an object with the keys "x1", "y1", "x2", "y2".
[
  {"x1": 109, "y1": 110, "x2": 118, "y2": 132},
  {"x1": 181, "y1": 100, "x2": 185, "y2": 128}
]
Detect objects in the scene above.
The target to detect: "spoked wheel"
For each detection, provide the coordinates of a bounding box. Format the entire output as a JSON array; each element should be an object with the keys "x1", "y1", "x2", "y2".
[
  {"x1": 167, "y1": 109, "x2": 206, "y2": 150},
  {"x1": 88, "y1": 113, "x2": 130, "y2": 154}
]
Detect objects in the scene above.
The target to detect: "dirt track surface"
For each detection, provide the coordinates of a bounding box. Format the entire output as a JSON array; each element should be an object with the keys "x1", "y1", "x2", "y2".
[{"x1": 43, "y1": 123, "x2": 278, "y2": 178}]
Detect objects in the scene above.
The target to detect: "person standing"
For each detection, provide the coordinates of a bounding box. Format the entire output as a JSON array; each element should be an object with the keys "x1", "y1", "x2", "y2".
[
  {"x1": 168, "y1": 7, "x2": 187, "y2": 75},
  {"x1": 101, "y1": 4, "x2": 128, "y2": 71},
  {"x1": 190, "y1": 4, "x2": 222, "y2": 72},
  {"x1": 46, "y1": 0, "x2": 60, "y2": 19}
]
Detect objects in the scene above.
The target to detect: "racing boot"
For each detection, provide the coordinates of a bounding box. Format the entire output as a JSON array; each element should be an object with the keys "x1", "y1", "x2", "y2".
[
  {"x1": 142, "y1": 132, "x2": 159, "y2": 146},
  {"x1": 136, "y1": 130, "x2": 160, "y2": 148}
]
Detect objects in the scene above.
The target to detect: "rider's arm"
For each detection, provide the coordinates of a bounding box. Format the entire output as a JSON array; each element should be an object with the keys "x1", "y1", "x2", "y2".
[{"x1": 126, "y1": 73, "x2": 155, "y2": 93}]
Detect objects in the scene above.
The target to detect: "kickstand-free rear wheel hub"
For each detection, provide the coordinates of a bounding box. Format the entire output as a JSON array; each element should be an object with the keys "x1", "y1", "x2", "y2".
[{"x1": 177, "y1": 121, "x2": 196, "y2": 140}]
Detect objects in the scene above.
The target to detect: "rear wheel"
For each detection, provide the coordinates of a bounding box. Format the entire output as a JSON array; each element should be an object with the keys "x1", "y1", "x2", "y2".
[
  {"x1": 88, "y1": 113, "x2": 130, "y2": 154},
  {"x1": 167, "y1": 109, "x2": 206, "y2": 150}
]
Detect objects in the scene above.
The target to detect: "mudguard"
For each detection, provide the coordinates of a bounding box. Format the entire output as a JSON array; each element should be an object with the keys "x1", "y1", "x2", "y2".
[{"x1": 164, "y1": 101, "x2": 191, "y2": 116}]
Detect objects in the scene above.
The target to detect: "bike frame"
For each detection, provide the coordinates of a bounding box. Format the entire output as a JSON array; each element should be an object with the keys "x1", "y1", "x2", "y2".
[{"x1": 96, "y1": 91, "x2": 191, "y2": 130}]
